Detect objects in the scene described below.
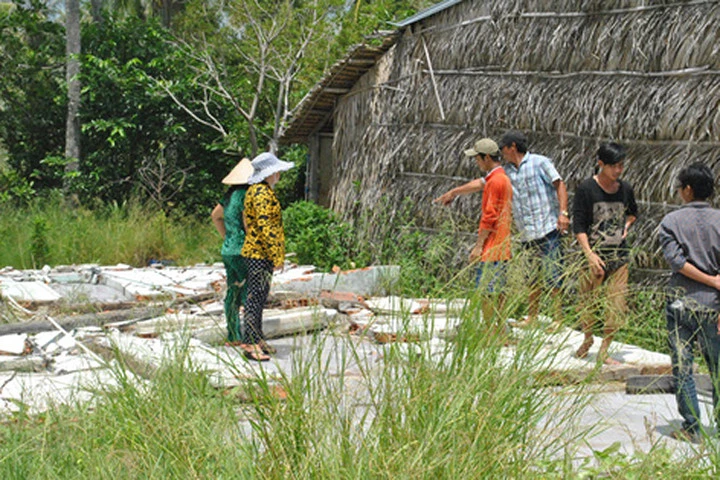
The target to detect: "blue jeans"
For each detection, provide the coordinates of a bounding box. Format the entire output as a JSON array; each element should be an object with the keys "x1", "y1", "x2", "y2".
[
  {"x1": 666, "y1": 300, "x2": 720, "y2": 434},
  {"x1": 522, "y1": 229, "x2": 563, "y2": 289},
  {"x1": 475, "y1": 261, "x2": 508, "y2": 293}
]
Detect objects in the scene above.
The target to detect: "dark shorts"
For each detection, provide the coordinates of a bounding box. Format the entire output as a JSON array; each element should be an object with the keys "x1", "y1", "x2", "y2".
[
  {"x1": 597, "y1": 248, "x2": 629, "y2": 278},
  {"x1": 521, "y1": 229, "x2": 563, "y2": 289}
]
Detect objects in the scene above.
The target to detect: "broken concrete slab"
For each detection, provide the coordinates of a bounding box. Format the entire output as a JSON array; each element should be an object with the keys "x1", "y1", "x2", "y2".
[
  {"x1": 0, "y1": 333, "x2": 27, "y2": 355},
  {"x1": 100, "y1": 330, "x2": 278, "y2": 388},
  {"x1": 423, "y1": 298, "x2": 469, "y2": 315},
  {"x1": 271, "y1": 266, "x2": 399, "y2": 297},
  {"x1": 364, "y1": 296, "x2": 428, "y2": 315},
  {"x1": 187, "y1": 300, "x2": 224, "y2": 317},
  {"x1": 0, "y1": 280, "x2": 62, "y2": 304},
  {"x1": 193, "y1": 306, "x2": 337, "y2": 345},
  {"x1": 0, "y1": 306, "x2": 165, "y2": 336},
  {"x1": 0, "y1": 356, "x2": 46, "y2": 373},
  {"x1": 130, "y1": 312, "x2": 220, "y2": 338},
  {"x1": 96, "y1": 265, "x2": 226, "y2": 300},
  {"x1": 272, "y1": 265, "x2": 317, "y2": 282},
  {"x1": 367, "y1": 314, "x2": 460, "y2": 341},
  {"x1": 263, "y1": 307, "x2": 337, "y2": 338},
  {"x1": 49, "y1": 282, "x2": 135, "y2": 305},
  {"x1": 50, "y1": 351, "x2": 106, "y2": 375},
  {"x1": 32, "y1": 331, "x2": 64, "y2": 350},
  {"x1": 319, "y1": 291, "x2": 369, "y2": 310},
  {"x1": 499, "y1": 327, "x2": 672, "y2": 384},
  {"x1": 0, "y1": 368, "x2": 141, "y2": 415},
  {"x1": 626, "y1": 374, "x2": 713, "y2": 396}
]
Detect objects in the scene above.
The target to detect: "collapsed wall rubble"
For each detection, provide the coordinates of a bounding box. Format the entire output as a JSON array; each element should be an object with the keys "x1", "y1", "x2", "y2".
[{"x1": 0, "y1": 263, "x2": 674, "y2": 416}]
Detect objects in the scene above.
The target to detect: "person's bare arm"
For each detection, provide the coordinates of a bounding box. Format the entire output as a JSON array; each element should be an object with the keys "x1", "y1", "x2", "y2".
[
  {"x1": 576, "y1": 232, "x2": 604, "y2": 277},
  {"x1": 622, "y1": 215, "x2": 637, "y2": 239},
  {"x1": 211, "y1": 204, "x2": 225, "y2": 239},
  {"x1": 469, "y1": 229, "x2": 491, "y2": 263},
  {"x1": 434, "y1": 178, "x2": 485, "y2": 205},
  {"x1": 677, "y1": 262, "x2": 720, "y2": 290},
  {"x1": 553, "y1": 179, "x2": 570, "y2": 233}
]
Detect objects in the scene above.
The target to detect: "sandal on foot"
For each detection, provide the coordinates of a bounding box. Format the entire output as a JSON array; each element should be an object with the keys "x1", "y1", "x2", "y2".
[{"x1": 243, "y1": 344, "x2": 270, "y2": 362}]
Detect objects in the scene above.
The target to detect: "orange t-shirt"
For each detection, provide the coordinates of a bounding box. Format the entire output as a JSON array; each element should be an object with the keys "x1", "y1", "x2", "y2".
[{"x1": 478, "y1": 166, "x2": 513, "y2": 262}]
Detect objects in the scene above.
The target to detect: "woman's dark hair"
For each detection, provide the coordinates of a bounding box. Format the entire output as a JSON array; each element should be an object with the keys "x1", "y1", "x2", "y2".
[
  {"x1": 677, "y1": 162, "x2": 715, "y2": 200},
  {"x1": 597, "y1": 142, "x2": 626, "y2": 165}
]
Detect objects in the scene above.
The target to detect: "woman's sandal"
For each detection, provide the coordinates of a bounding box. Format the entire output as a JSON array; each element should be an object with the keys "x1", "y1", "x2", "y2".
[{"x1": 242, "y1": 344, "x2": 270, "y2": 362}]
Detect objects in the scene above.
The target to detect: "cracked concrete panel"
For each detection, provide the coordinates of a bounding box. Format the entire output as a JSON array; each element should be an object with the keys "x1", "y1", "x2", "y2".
[
  {"x1": 0, "y1": 334, "x2": 27, "y2": 355},
  {"x1": 193, "y1": 306, "x2": 337, "y2": 344},
  {"x1": 49, "y1": 282, "x2": 135, "y2": 305},
  {"x1": 272, "y1": 266, "x2": 400, "y2": 297},
  {"x1": 130, "y1": 313, "x2": 221, "y2": 338},
  {"x1": 102, "y1": 330, "x2": 277, "y2": 388},
  {"x1": 0, "y1": 368, "x2": 140, "y2": 415},
  {"x1": 0, "y1": 280, "x2": 63, "y2": 304}
]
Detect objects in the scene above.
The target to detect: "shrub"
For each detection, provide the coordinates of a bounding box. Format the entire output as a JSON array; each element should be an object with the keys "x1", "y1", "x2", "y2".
[{"x1": 283, "y1": 201, "x2": 361, "y2": 271}]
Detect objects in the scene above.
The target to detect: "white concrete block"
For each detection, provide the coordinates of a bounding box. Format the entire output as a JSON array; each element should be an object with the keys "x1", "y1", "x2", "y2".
[
  {"x1": 0, "y1": 280, "x2": 62, "y2": 303},
  {"x1": 0, "y1": 334, "x2": 27, "y2": 355},
  {"x1": 51, "y1": 351, "x2": 105, "y2": 374},
  {"x1": 365, "y1": 296, "x2": 427, "y2": 315},
  {"x1": 272, "y1": 265, "x2": 399, "y2": 297},
  {"x1": 193, "y1": 306, "x2": 336, "y2": 344}
]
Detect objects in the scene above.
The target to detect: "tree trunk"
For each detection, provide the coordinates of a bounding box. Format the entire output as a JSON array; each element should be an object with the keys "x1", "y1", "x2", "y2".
[{"x1": 64, "y1": 0, "x2": 81, "y2": 196}]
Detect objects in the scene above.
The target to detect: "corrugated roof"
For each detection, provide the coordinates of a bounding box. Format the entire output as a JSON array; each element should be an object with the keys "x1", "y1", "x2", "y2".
[
  {"x1": 389, "y1": 0, "x2": 465, "y2": 27},
  {"x1": 279, "y1": 33, "x2": 400, "y2": 145},
  {"x1": 280, "y1": 0, "x2": 465, "y2": 145}
]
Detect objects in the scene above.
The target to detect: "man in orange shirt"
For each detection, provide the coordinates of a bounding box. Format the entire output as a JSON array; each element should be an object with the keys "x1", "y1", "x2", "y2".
[{"x1": 464, "y1": 138, "x2": 513, "y2": 324}]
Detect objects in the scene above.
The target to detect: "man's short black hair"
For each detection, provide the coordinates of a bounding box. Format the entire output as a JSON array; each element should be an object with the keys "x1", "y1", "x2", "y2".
[
  {"x1": 597, "y1": 142, "x2": 626, "y2": 165},
  {"x1": 677, "y1": 162, "x2": 715, "y2": 200},
  {"x1": 499, "y1": 130, "x2": 528, "y2": 154}
]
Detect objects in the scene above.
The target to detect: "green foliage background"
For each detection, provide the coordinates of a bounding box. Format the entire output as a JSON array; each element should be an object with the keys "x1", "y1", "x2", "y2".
[{"x1": 0, "y1": 0, "x2": 431, "y2": 214}]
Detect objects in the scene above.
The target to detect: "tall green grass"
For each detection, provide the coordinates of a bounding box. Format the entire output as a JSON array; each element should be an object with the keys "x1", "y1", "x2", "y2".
[
  {"x1": 0, "y1": 198, "x2": 708, "y2": 476},
  {"x1": 0, "y1": 292, "x2": 712, "y2": 478},
  {"x1": 0, "y1": 197, "x2": 220, "y2": 269}
]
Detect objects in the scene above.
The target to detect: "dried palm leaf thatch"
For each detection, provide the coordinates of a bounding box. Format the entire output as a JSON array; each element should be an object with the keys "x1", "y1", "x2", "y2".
[
  {"x1": 419, "y1": 2, "x2": 720, "y2": 73},
  {"x1": 320, "y1": 0, "x2": 720, "y2": 270}
]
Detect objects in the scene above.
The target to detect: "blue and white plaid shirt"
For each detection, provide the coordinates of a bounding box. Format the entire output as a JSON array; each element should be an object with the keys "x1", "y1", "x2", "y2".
[{"x1": 504, "y1": 152, "x2": 562, "y2": 242}]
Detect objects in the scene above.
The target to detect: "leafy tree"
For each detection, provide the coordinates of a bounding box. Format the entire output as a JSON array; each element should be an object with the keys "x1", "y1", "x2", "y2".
[
  {"x1": 159, "y1": 0, "x2": 349, "y2": 156},
  {"x1": 0, "y1": 0, "x2": 433, "y2": 212},
  {"x1": 105, "y1": 0, "x2": 185, "y2": 28},
  {"x1": 0, "y1": 1, "x2": 66, "y2": 193},
  {"x1": 78, "y1": 16, "x2": 239, "y2": 214}
]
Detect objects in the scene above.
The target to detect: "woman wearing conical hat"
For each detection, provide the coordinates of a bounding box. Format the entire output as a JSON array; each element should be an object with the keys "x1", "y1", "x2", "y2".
[{"x1": 211, "y1": 158, "x2": 253, "y2": 346}]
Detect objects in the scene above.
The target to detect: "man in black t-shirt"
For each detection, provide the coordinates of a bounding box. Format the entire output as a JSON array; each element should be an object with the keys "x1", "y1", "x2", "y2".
[{"x1": 572, "y1": 142, "x2": 638, "y2": 365}]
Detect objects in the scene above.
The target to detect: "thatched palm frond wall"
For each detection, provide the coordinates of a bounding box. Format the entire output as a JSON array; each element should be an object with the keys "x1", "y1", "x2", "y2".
[{"x1": 328, "y1": 0, "x2": 720, "y2": 269}]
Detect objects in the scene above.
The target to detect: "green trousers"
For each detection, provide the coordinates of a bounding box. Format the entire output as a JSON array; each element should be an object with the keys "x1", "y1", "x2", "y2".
[{"x1": 222, "y1": 254, "x2": 248, "y2": 342}]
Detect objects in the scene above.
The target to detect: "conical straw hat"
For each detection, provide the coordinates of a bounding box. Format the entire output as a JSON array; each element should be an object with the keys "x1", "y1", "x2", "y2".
[{"x1": 222, "y1": 158, "x2": 253, "y2": 185}]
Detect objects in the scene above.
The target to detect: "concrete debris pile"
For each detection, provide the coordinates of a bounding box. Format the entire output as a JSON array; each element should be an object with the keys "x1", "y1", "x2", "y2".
[{"x1": 0, "y1": 263, "x2": 672, "y2": 417}]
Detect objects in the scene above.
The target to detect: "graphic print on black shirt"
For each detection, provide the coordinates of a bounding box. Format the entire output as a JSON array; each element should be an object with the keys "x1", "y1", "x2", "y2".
[
  {"x1": 572, "y1": 178, "x2": 638, "y2": 250},
  {"x1": 591, "y1": 201, "x2": 626, "y2": 247}
]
